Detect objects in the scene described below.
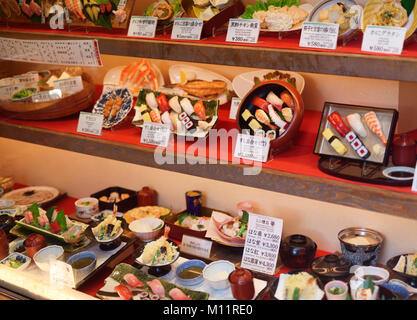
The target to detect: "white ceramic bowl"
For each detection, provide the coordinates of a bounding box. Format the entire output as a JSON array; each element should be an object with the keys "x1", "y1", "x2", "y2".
[
  {"x1": 33, "y1": 245, "x2": 64, "y2": 273},
  {"x1": 75, "y1": 197, "x2": 99, "y2": 219},
  {"x1": 129, "y1": 218, "x2": 164, "y2": 242},
  {"x1": 354, "y1": 266, "x2": 390, "y2": 285},
  {"x1": 67, "y1": 251, "x2": 97, "y2": 280},
  {"x1": 203, "y1": 260, "x2": 235, "y2": 290}
]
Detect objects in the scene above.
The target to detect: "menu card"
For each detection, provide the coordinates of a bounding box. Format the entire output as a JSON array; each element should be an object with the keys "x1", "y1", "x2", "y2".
[
  {"x1": 226, "y1": 19, "x2": 260, "y2": 44},
  {"x1": 234, "y1": 133, "x2": 270, "y2": 163},
  {"x1": 361, "y1": 25, "x2": 406, "y2": 55},
  {"x1": 0, "y1": 37, "x2": 103, "y2": 66},
  {"x1": 140, "y1": 122, "x2": 171, "y2": 147},
  {"x1": 229, "y1": 97, "x2": 242, "y2": 120},
  {"x1": 299, "y1": 22, "x2": 339, "y2": 50},
  {"x1": 127, "y1": 16, "x2": 158, "y2": 38},
  {"x1": 241, "y1": 212, "x2": 283, "y2": 275},
  {"x1": 181, "y1": 235, "x2": 213, "y2": 259},
  {"x1": 171, "y1": 18, "x2": 204, "y2": 40},
  {"x1": 77, "y1": 111, "x2": 104, "y2": 136}
]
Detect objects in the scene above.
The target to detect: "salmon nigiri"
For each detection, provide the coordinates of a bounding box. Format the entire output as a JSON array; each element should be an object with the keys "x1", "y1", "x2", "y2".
[
  {"x1": 169, "y1": 288, "x2": 191, "y2": 300},
  {"x1": 123, "y1": 273, "x2": 144, "y2": 288},
  {"x1": 364, "y1": 111, "x2": 387, "y2": 145},
  {"x1": 147, "y1": 279, "x2": 166, "y2": 298}
]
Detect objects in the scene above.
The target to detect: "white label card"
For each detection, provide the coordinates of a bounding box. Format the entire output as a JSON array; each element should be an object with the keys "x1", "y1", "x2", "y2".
[
  {"x1": 226, "y1": 19, "x2": 260, "y2": 44},
  {"x1": 299, "y1": 22, "x2": 339, "y2": 50},
  {"x1": 140, "y1": 122, "x2": 171, "y2": 147},
  {"x1": 412, "y1": 161, "x2": 417, "y2": 192},
  {"x1": 0, "y1": 84, "x2": 23, "y2": 100},
  {"x1": 14, "y1": 73, "x2": 39, "y2": 87},
  {"x1": 241, "y1": 212, "x2": 283, "y2": 275},
  {"x1": 118, "y1": 0, "x2": 127, "y2": 9},
  {"x1": 171, "y1": 18, "x2": 204, "y2": 41},
  {"x1": 229, "y1": 97, "x2": 241, "y2": 120},
  {"x1": 181, "y1": 235, "x2": 213, "y2": 259},
  {"x1": 234, "y1": 133, "x2": 270, "y2": 163},
  {"x1": 128, "y1": 16, "x2": 158, "y2": 38},
  {"x1": 0, "y1": 37, "x2": 103, "y2": 66},
  {"x1": 31, "y1": 89, "x2": 62, "y2": 103},
  {"x1": 49, "y1": 260, "x2": 75, "y2": 289},
  {"x1": 77, "y1": 111, "x2": 104, "y2": 136},
  {"x1": 53, "y1": 76, "x2": 83, "y2": 95},
  {"x1": 361, "y1": 25, "x2": 406, "y2": 55}
]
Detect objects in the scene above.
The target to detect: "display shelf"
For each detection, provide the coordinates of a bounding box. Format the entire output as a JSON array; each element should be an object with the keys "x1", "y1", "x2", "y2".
[
  {"x1": 2, "y1": 28, "x2": 417, "y2": 81},
  {"x1": 1, "y1": 101, "x2": 417, "y2": 220}
]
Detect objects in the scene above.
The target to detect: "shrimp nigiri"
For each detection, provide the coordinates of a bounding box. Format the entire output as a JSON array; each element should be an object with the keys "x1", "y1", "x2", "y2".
[
  {"x1": 193, "y1": 100, "x2": 206, "y2": 120},
  {"x1": 364, "y1": 112, "x2": 387, "y2": 145},
  {"x1": 255, "y1": 109, "x2": 277, "y2": 130},
  {"x1": 150, "y1": 109, "x2": 162, "y2": 123}
]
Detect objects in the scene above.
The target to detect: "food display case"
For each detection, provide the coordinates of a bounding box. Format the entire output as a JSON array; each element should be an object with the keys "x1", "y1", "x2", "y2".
[{"x1": 0, "y1": 0, "x2": 417, "y2": 302}]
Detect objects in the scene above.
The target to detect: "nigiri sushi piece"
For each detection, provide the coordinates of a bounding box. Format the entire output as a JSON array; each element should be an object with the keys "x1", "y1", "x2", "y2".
[
  {"x1": 146, "y1": 92, "x2": 158, "y2": 109},
  {"x1": 281, "y1": 107, "x2": 293, "y2": 122},
  {"x1": 150, "y1": 109, "x2": 162, "y2": 123},
  {"x1": 255, "y1": 109, "x2": 272, "y2": 125},
  {"x1": 123, "y1": 273, "x2": 144, "y2": 288},
  {"x1": 156, "y1": 93, "x2": 170, "y2": 113},
  {"x1": 168, "y1": 96, "x2": 182, "y2": 113},
  {"x1": 346, "y1": 113, "x2": 367, "y2": 138},
  {"x1": 161, "y1": 111, "x2": 174, "y2": 130},
  {"x1": 180, "y1": 98, "x2": 195, "y2": 116},
  {"x1": 280, "y1": 91, "x2": 294, "y2": 108},
  {"x1": 193, "y1": 100, "x2": 206, "y2": 120},
  {"x1": 169, "y1": 288, "x2": 191, "y2": 300},
  {"x1": 138, "y1": 104, "x2": 152, "y2": 122},
  {"x1": 268, "y1": 104, "x2": 287, "y2": 128},
  {"x1": 251, "y1": 96, "x2": 270, "y2": 112},
  {"x1": 322, "y1": 127, "x2": 347, "y2": 156},
  {"x1": 266, "y1": 91, "x2": 284, "y2": 107},
  {"x1": 170, "y1": 112, "x2": 179, "y2": 131},
  {"x1": 114, "y1": 284, "x2": 133, "y2": 300},
  {"x1": 176, "y1": 119, "x2": 185, "y2": 134},
  {"x1": 147, "y1": 279, "x2": 165, "y2": 298},
  {"x1": 364, "y1": 112, "x2": 387, "y2": 145}
]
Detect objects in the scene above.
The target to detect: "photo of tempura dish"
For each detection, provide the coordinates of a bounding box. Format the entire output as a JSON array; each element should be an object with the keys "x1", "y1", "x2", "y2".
[
  {"x1": 310, "y1": 0, "x2": 363, "y2": 38},
  {"x1": 361, "y1": 0, "x2": 417, "y2": 39},
  {"x1": 241, "y1": 0, "x2": 313, "y2": 32}
]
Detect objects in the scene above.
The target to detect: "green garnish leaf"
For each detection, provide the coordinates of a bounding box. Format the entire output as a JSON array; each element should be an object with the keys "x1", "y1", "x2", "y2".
[
  {"x1": 363, "y1": 276, "x2": 375, "y2": 293},
  {"x1": 28, "y1": 203, "x2": 40, "y2": 224},
  {"x1": 197, "y1": 224, "x2": 205, "y2": 230},
  {"x1": 401, "y1": 0, "x2": 415, "y2": 15},
  {"x1": 152, "y1": 223, "x2": 162, "y2": 231},
  {"x1": 414, "y1": 257, "x2": 417, "y2": 268},
  {"x1": 55, "y1": 210, "x2": 68, "y2": 232},
  {"x1": 46, "y1": 206, "x2": 56, "y2": 222},
  {"x1": 237, "y1": 223, "x2": 247, "y2": 237},
  {"x1": 293, "y1": 287, "x2": 300, "y2": 300},
  {"x1": 241, "y1": 210, "x2": 249, "y2": 224}
]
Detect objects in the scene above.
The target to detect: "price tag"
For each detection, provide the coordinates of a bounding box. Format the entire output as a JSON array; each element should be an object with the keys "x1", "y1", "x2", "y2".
[
  {"x1": 49, "y1": 260, "x2": 75, "y2": 289},
  {"x1": 14, "y1": 73, "x2": 39, "y2": 87},
  {"x1": 77, "y1": 111, "x2": 104, "y2": 136},
  {"x1": 234, "y1": 133, "x2": 270, "y2": 163},
  {"x1": 299, "y1": 22, "x2": 339, "y2": 50},
  {"x1": 140, "y1": 122, "x2": 171, "y2": 147},
  {"x1": 229, "y1": 97, "x2": 241, "y2": 120},
  {"x1": 0, "y1": 84, "x2": 23, "y2": 100},
  {"x1": 226, "y1": 19, "x2": 260, "y2": 44},
  {"x1": 412, "y1": 162, "x2": 417, "y2": 192},
  {"x1": 361, "y1": 25, "x2": 406, "y2": 55},
  {"x1": 181, "y1": 235, "x2": 213, "y2": 259},
  {"x1": 241, "y1": 212, "x2": 283, "y2": 275},
  {"x1": 171, "y1": 18, "x2": 204, "y2": 40},
  {"x1": 127, "y1": 16, "x2": 158, "y2": 38},
  {"x1": 53, "y1": 76, "x2": 84, "y2": 95},
  {"x1": 31, "y1": 89, "x2": 62, "y2": 103}
]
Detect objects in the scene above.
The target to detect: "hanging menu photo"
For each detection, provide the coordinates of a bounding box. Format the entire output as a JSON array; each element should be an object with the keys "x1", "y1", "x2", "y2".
[{"x1": 241, "y1": 212, "x2": 283, "y2": 275}]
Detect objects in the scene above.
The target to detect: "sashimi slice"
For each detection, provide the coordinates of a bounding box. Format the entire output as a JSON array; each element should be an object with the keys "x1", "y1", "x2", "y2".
[
  {"x1": 147, "y1": 279, "x2": 166, "y2": 298},
  {"x1": 114, "y1": 284, "x2": 133, "y2": 300},
  {"x1": 123, "y1": 273, "x2": 144, "y2": 288},
  {"x1": 169, "y1": 288, "x2": 191, "y2": 300}
]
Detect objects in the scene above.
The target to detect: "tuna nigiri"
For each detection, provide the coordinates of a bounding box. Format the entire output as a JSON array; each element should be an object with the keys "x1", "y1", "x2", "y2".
[
  {"x1": 150, "y1": 109, "x2": 162, "y2": 123},
  {"x1": 364, "y1": 112, "x2": 387, "y2": 145},
  {"x1": 114, "y1": 284, "x2": 133, "y2": 300},
  {"x1": 169, "y1": 288, "x2": 191, "y2": 300},
  {"x1": 193, "y1": 100, "x2": 206, "y2": 120},
  {"x1": 123, "y1": 273, "x2": 144, "y2": 288},
  {"x1": 147, "y1": 279, "x2": 165, "y2": 298}
]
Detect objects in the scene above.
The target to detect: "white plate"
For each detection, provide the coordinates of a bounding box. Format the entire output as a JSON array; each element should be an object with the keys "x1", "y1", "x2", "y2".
[
  {"x1": 168, "y1": 64, "x2": 233, "y2": 105},
  {"x1": 102, "y1": 63, "x2": 165, "y2": 97},
  {"x1": 275, "y1": 273, "x2": 325, "y2": 300},
  {"x1": 232, "y1": 69, "x2": 305, "y2": 99},
  {"x1": 2, "y1": 186, "x2": 60, "y2": 206}
]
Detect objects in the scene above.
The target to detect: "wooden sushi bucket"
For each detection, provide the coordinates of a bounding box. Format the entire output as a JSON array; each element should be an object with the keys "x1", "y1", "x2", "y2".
[
  {"x1": 0, "y1": 73, "x2": 96, "y2": 120},
  {"x1": 236, "y1": 80, "x2": 304, "y2": 158}
]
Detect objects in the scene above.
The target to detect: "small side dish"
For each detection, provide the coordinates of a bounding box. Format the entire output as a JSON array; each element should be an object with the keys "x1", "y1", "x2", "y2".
[
  {"x1": 139, "y1": 226, "x2": 179, "y2": 266},
  {"x1": 123, "y1": 206, "x2": 172, "y2": 224},
  {"x1": 175, "y1": 213, "x2": 210, "y2": 231},
  {"x1": 0, "y1": 252, "x2": 30, "y2": 270},
  {"x1": 144, "y1": 0, "x2": 184, "y2": 29},
  {"x1": 212, "y1": 210, "x2": 248, "y2": 243},
  {"x1": 276, "y1": 272, "x2": 324, "y2": 300},
  {"x1": 92, "y1": 214, "x2": 123, "y2": 242},
  {"x1": 393, "y1": 253, "x2": 417, "y2": 276}
]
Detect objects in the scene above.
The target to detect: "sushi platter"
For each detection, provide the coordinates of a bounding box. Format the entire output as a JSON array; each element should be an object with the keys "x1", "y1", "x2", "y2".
[
  {"x1": 236, "y1": 80, "x2": 304, "y2": 158},
  {"x1": 313, "y1": 102, "x2": 407, "y2": 186},
  {"x1": 132, "y1": 88, "x2": 219, "y2": 138}
]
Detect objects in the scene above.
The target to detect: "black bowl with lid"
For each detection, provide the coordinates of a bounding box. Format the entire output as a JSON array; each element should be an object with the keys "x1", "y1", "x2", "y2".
[
  {"x1": 311, "y1": 254, "x2": 352, "y2": 284},
  {"x1": 279, "y1": 234, "x2": 317, "y2": 269}
]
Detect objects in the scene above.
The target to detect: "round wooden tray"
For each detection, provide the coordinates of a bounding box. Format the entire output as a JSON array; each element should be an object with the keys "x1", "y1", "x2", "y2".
[{"x1": 0, "y1": 73, "x2": 96, "y2": 120}]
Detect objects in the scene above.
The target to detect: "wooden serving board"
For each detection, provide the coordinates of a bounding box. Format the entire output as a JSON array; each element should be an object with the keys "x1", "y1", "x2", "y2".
[{"x1": 0, "y1": 73, "x2": 96, "y2": 120}]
